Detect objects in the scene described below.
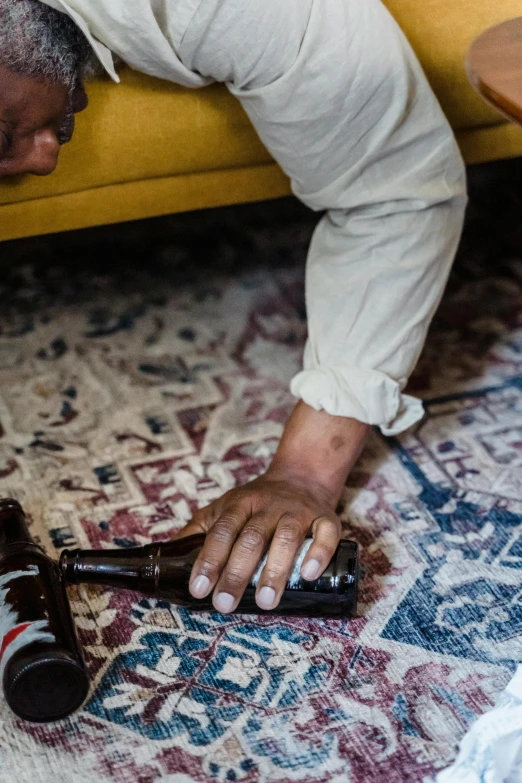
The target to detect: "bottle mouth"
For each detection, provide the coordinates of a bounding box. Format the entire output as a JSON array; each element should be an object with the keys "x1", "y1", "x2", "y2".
[
  {"x1": 0, "y1": 499, "x2": 45, "y2": 561},
  {"x1": 0, "y1": 498, "x2": 23, "y2": 513},
  {"x1": 59, "y1": 549, "x2": 78, "y2": 583}
]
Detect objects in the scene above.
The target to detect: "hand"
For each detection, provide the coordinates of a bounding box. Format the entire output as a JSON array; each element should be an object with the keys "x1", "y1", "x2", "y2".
[
  {"x1": 176, "y1": 471, "x2": 342, "y2": 613},
  {"x1": 175, "y1": 401, "x2": 370, "y2": 613}
]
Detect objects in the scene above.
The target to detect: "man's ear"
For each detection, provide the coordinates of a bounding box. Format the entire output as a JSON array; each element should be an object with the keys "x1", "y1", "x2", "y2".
[{"x1": 71, "y1": 81, "x2": 88, "y2": 113}]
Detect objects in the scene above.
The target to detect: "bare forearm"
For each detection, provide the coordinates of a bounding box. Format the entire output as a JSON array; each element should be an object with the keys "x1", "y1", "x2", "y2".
[{"x1": 266, "y1": 401, "x2": 371, "y2": 508}]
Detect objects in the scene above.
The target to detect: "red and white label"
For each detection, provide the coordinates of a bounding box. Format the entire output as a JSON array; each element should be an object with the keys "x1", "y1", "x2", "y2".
[{"x1": 0, "y1": 566, "x2": 55, "y2": 678}]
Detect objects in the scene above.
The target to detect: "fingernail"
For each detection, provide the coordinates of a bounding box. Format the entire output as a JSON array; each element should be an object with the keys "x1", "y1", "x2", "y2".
[
  {"x1": 301, "y1": 558, "x2": 321, "y2": 581},
  {"x1": 257, "y1": 586, "x2": 276, "y2": 611},
  {"x1": 214, "y1": 592, "x2": 235, "y2": 614},
  {"x1": 191, "y1": 575, "x2": 211, "y2": 598}
]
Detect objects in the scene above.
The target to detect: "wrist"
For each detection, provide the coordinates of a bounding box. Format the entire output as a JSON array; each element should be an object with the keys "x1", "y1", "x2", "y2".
[
  {"x1": 267, "y1": 401, "x2": 370, "y2": 507},
  {"x1": 263, "y1": 462, "x2": 339, "y2": 508}
]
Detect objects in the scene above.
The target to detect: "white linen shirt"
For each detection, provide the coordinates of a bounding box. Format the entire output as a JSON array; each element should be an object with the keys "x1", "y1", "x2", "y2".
[{"x1": 41, "y1": 0, "x2": 467, "y2": 435}]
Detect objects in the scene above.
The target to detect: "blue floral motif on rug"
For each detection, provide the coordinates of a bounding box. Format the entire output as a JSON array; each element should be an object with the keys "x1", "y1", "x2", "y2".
[
  {"x1": 87, "y1": 615, "x2": 336, "y2": 762},
  {"x1": 384, "y1": 377, "x2": 522, "y2": 668}
]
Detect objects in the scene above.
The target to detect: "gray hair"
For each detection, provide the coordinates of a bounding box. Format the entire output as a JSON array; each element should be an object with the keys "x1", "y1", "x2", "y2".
[{"x1": 0, "y1": 0, "x2": 101, "y2": 88}]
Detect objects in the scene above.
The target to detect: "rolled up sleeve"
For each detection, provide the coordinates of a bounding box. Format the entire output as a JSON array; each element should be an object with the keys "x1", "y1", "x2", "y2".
[{"x1": 180, "y1": 0, "x2": 467, "y2": 435}]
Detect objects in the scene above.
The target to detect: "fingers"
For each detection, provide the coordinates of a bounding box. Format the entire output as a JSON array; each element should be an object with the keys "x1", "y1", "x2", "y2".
[
  {"x1": 188, "y1": 504, "x2": 249, "y2": 602},
  {"x1": 300, "y1": 515, "x2": 341, "y2": 581},
  {"x1": 184, "y1": 491, "x2": 342, "y2": 615},
  {"x1": 212, "y1": 512, "x2": 278, "y2": 614},
  {"x1": 254, "y1": 514, "x2": 306, "y2": 612}
]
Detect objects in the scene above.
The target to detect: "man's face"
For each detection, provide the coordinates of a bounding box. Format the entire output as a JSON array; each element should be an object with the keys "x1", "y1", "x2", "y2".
[{"x1": 0, "y1": 63, "x2": 87, "y2": 178}]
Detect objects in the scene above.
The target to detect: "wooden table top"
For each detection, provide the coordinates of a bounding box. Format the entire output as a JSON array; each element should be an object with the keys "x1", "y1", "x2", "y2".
[{"x1": 467, "y1": 17, "x2": 522, "y2": 126}]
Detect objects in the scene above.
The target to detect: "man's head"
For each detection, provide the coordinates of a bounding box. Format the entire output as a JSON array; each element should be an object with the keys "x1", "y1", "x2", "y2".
[{"x1": 0, "y1": 0, "x2": 100, "y2": 177}]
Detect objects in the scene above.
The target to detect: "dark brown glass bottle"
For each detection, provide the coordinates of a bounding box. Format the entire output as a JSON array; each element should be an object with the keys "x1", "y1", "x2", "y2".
[
  {"x1": 61, "y1": 534, "x2": 359, "y2": 618},
  {"x1": 0, "y1": 499, "x2": 89, "y2": 722}
]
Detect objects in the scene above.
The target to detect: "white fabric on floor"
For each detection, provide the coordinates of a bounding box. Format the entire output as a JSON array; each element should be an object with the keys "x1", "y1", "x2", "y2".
[{"x1": 437, "y1": 666, "x2": 522, "y2": 783}]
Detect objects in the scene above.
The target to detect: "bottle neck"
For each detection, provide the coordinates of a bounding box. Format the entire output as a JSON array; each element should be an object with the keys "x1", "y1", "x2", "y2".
[
  {"x1": 60, "y1": 544, "x2": 160, "y2": 594},
  {"x1": 0, "y1": 499, "x2": 42, "y2": 558}
]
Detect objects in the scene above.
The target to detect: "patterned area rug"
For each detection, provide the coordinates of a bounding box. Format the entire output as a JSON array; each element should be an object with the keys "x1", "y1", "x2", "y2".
[{"x1": 0, "y1": 160, "x2": 521, "y2": 783}]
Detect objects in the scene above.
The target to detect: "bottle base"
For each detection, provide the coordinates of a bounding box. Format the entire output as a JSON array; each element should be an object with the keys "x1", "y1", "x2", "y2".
[{"x1": 4, "y1": 650, "x2": 90, "y2": 723}]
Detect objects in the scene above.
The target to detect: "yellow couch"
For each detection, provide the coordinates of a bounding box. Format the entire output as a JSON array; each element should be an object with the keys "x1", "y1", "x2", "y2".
[{"x1": 1, "y1": 0, "x2": 522, "y2": 243}]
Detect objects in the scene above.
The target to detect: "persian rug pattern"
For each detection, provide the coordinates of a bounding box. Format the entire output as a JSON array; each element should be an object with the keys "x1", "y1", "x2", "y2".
[{"x1": 0, "y1": 176, "x2": 520, "y2": 782}]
